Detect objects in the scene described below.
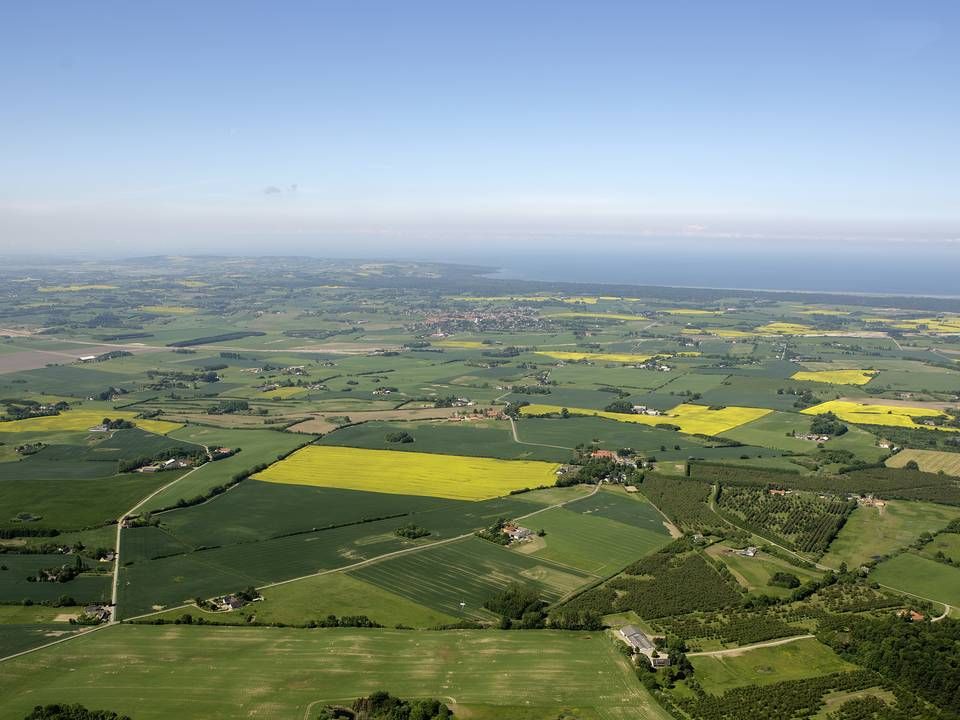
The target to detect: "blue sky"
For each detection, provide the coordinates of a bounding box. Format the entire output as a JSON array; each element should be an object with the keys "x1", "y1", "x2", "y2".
[{"x1": 1, "y1": 1, "x2": 958, "y2": 256}]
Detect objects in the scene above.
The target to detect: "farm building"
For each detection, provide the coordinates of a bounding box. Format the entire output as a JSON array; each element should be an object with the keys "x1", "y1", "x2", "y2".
[
  {"x1": 619, "y1": 625, "x2": 654, "y2": 653},
  {"x1": 619, "y1": 625, "x2": 670, "y2": 667},
  {"x1": 736, "y1": 546, "x2": 758, "y2": 558},
  {"x1": 502, "y1": 523, "x2": 532, "y2": 542}
]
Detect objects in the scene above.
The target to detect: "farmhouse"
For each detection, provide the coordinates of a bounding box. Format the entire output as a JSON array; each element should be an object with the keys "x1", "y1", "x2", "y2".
[
  {"x1": 736, "y1": 546, "x2": 758, "y2": 558},
  {"x1": 619, "y1": 625, "x2": 670, "y2": 667},
  {"x1": 83, "y1": 604, "x2": 112, "y2": 623},
  {"x1": 502, "y1": 523, "x2": 532, "y2": 542}
]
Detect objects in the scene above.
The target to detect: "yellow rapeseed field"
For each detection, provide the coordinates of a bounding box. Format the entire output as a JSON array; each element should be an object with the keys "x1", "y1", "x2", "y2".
[
  {"x1": 755, "y1": 322, "x2": 812, "y2": 334},
  {"x1": 520, "y1": 403, "x2": 770, "y2": 435},
  {"x1": 435, "y1": 339, "x2": 488, "y2": 348},
  {"x1": 801, "y1": 400, "x2": 958, "y2": 432},
  {"x1": 0, "y1": 410, "x2": 182, "y2": 435},
  {"x1": 892, "y1": 317, "x2": 960, "y2": 334},
  {"x1": 790, "y1": 369, "x2": 877, "y2": 386},
  {"x1": 535, "y1": 351, "x2": 653, "y2": 363},
  {"x1": 255, "y1": 445, "x2": 559, "y2": 500}
]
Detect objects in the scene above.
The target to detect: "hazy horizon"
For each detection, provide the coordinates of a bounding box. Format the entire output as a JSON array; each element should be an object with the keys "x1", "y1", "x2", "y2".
[{"x1": 2, "y1": 1, "x2": 959, "y2": 259}]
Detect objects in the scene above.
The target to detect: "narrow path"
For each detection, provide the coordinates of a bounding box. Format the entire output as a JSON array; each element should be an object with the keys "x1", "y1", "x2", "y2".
[
  {"x1": 688, "y1": 634, "x2": 814, "y2": 657},
  {"x1": 110, "y1": 462, "x2": 206, "y2": 609}
]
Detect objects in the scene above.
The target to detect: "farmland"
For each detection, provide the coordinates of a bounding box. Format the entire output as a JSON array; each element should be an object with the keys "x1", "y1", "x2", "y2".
[
  {"x1": 790, "y1": 369, "x2": 877, "y2": 385},
  {"x1": 870, "y1": 552, "x2": 960, "y2": 610},
  {"x1": 0, "y1": 625, "x2": 668, "y2": 720},
  {"x1": 801, "y1": 400, "x2": 958, "y2": 431},
  {"x1": 534, "y1": 351, "x2": 654, "y2": 363},
  {"x1": 256, "y1": 445, "x2": 560, "y2": 500},
  {"x1": 520, "y1": 403, "x2": 771, "y2": 435},
  {"x1": 887, "y1": 448, "x2": 960, "y2": 476},
  {"x1": 3, "y1": 256, "x2": 960, "y2": 719},
  {"x1": 689, "y1": 638, "x2": 859, "y2": 694}
]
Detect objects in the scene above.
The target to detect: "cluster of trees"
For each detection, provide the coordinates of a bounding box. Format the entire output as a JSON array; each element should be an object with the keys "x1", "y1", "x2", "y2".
[
  {"x1": 809, "y1": 411, "x2": 848, "y2": 436},
  {"x1": 100, "y1": 417, "x2": 134, "y2": 430},
  {"x1": 385, "y1": 431, "x2": 414, "y2": 444},
  {"x1": 603, "y1": 399, "x2": 635, "y2": 413},
  {"x1": 483, "y1": 583, "x2": 547, "y2": 628},
  {"x1": 318, "y1": 691, "x2": 451, "y2": 720},
  {"x1": 716, "y1": 486, "x2": 855, "y2": 555},
  {"x1": 556, "y1": 456, "x2": 623, "y2": 487},
  {"x1": 655, "y1": 609, "x2": 798, "y2": 647},
  {"x1": 394, "y1": 523, "x2": 430, "y2": 539},
  {"x1": 26, "y1": 556, "x2": 86, "y2": 584},
  {"x1": 768, "y1": 571, "x2": 801, "y2": 588},
  {"x1": 24, "y1": 704, "x2": 131, "y2": 720},
  {"x1": 118, "y1": 445, "x2": 208, "y2": 473},
  {"x1": 635, "y1": 475, "x2": 717, "y2": 530},
  {"x1": 563, "y1": 541, "x2": 741, "y2": 619},
  {"x1": 819, "y1": 615, "x2": 960, "y2": 714},
  {"x1": 474, "y1": 518, "x2": 510, "y2": 546},
  {"x1": 673, "y1": 670, "x2": 883, "y2": 720},
  {"x1": 509, "y1": 384, "x2": 552, "y2": 395},
  {"x1": 1, "y1": 398, "x2": 69, "y2": 421},
  {"x1": 207, "y1": 399, "x2": 250, "y2": 415}
]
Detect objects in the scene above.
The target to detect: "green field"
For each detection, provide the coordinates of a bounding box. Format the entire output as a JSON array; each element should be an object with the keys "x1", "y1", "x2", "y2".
[
  {"x1": 708, "y1": 545, "x2": 823, "y2": 598},
  {"x1": 887, "y1": 448, "x2": 960, "y2": 476},
  {"x1": 0, "y1": 624, "x2": 669, "y2": 720},
  {"x1": 690, "y1": 638, "x2": 859, "y2": 694},
  {"x1": 147, "y1": 572, "x2": 459, "y2": 629},
  {"x1": 349, "y1": 537, "x2": 593, "y2": 621},
  {"x1": 870, "y1": 552, "x2": 960, "y2": 609},
  {"x1": 515, "y1": 505, "x2": 669, "y2": 575},
  {"x1": 822, "y1": 500, "x2": 960, "y2": 569}
]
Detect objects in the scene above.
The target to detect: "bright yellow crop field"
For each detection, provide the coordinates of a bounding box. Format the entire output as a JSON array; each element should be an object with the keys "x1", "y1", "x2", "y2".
[
  {"x1": 139, "y1": 305, "x2": 198, "y2": 315},
  {"x1": 0, "y1": 410, "x2": 182, "y2": 435},
  {"x1": 892, "y1": 317, "x2": 960, "y2": 333},
  {"x1": 801, "y1": 400, "x2": 958, "y2": 432},
  {"x1": 790, "y1": 369, "x2": 877, "y2": 385},
  {"x1": 435, "y1": 339, "x2": 488, "y2": 348},
  {"x1": 520, "y1": 403, "x2": 770, "y2": 435},
  {"x1": 535, "y1": 351, "x2": 653, "y2": 363},
  {"x1": 755, "y1": 322, "x2": 812, "y2": 334},
  {"x1": 257, "y1": 386, "x2": 306, "y2": 399},
  {"x1": 255, "y1": 446, "x2": 560, "y2": 500}
]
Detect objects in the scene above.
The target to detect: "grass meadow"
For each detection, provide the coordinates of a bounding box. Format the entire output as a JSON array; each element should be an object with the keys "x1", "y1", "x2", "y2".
[
  {"x1": 690, "y1": 638, "x2": 858, "y2": 694},
  {"x1": 822, "y1": 500, "x2": 960, "y2": 569},
  {"x1": 0, "y1": 624, "x2": 668, "y2": 720}
]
